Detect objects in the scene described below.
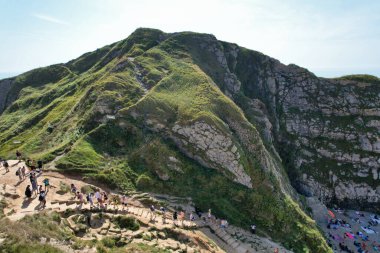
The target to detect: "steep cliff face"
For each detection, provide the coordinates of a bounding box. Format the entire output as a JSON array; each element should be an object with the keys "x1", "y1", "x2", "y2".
[
  {"x1": 211, "y1": 44, "x2": 380, "y2": 210},
  {"x1": 2, "y1": 27, "x2": 378, "y2": 251}
]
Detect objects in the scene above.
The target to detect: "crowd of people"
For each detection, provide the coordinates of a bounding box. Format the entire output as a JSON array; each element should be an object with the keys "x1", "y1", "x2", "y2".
[{"x1": 326, "y1": 210, "x2": 380, "y2": 253}]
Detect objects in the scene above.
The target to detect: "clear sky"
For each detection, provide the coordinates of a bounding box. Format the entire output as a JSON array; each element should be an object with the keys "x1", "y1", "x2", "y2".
[{"x1": 0, "y1": 0, "x2": 379, "y2": 79}]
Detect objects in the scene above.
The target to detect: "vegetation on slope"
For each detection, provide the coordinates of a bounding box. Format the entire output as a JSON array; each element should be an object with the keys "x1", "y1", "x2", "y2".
[
  {"x1": 337, "y1": 74, "x2": 380, "y2": 84},
  {"x1": 0, "y1": 28, "x2": 331, "y2": 252}
]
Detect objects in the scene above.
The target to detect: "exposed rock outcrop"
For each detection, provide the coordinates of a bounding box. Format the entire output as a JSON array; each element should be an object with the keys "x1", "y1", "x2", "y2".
[{"x1": 172, "y1": 121, "x2": 252, "y2": 188}]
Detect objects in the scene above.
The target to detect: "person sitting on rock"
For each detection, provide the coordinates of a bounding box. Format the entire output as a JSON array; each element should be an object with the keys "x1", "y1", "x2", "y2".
[{"x1": 25, "y1": 185, "x2": 32, "y2": 198}]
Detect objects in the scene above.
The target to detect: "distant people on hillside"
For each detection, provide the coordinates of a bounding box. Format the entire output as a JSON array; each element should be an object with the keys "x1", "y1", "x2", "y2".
[
  {"x1": 207, "y1": 209, "x2": 212, "y2": 220},
  {"x1": 16, "y1": 167, "x2": 22, "y2": 181},
  {"x1": 3, "y1": 160, "x2": 9, "y2": 172},
  {"x1": 70, "y1": 183, "x2": 77, "y2": 196},
  {"x1": 179, "y1": 211, "x2": 185, "y2": 225},
  {"x1": 121, "y1": 195, "x2": 128, "y2": 211},
  {"x1": 77, "y1": 191, "x2": 84, "y2": 207},
  {"x1": 87, "y1": 193, "x2": 94, "y2": 208},
  {"x1": 16, "y1": 150, "x2": 22, "y2": 161},
  {"x1": 95, "y1": 190, "x2": 101, "y2": 207},
  {"x1": 251, "y1": 224, "x2": 256, "y2": 234},
  {"x1": 149, "y1": 205, "x2": 156, "y2": 221},
  {"x1": 221, "y1": 219, "x2": 228, "y2": 228},
  {"x1": 30, "y1": 172, "x2": 38, "y2": 196},
  {"x1": 38, "y1": 190, "x2": 46, "y2": 208},
  {"x1": 37, "y1": 160, "x2": 43, "y2": 171},
  {"x1": 21, "y1": 166, "x2": 26, "y2": 179},
  {"x1": 25, "y1": 185, "x2": 32, "y2": 198},
  {"x1": 42, "y1": 178, "x2": 50, "y2": 191},
  {"x1": 173, "y1": 211, "x2": 178, "y2": 225}
]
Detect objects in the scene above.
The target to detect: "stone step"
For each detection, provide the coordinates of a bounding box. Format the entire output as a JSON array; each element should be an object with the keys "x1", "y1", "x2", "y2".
[{"x1": 231, "y1": 241, "x2": 240, "y2": 249}]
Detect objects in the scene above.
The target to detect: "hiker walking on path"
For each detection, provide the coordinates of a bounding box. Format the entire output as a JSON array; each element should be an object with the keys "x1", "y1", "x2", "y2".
[
  {"x1": 38, "y1": 190, "x2": 47, "y2": 208},
  {"x1": 149, "y1": 205, "x2": 156, "y2": 221},
  {"x1": 95, "y1": 190, "x2": 101, "y2": 207},
  {"x1": 70, "y1": 184, "x2": 77, "y2": 197},
  {"x1": 42, "y1": 178, "x2": 50, "y2": 192},
  {"x1": 21, "y1": 166, "x2": 26, "y2": 179},
  {"x1": 30, "y1": 173, "x2": 38, "y2": 196},
  {"x1": 179, "y1": 211, "x2": 185, "y2": 226},
  {"x1": 160, "y1": 207, "x2": 167, "y2": 224},
  {"x1": 121, "y1": 195, "x2": 128, "y2": 211},
  {"x1": 103, "y1": 192, "x2": 108, "y2": 209},
  {"x1": 16, "y1": 167, "x2": 22, "y2": 181},
  {"x1": 173, "y1": 211, "x2": 178, "y2": 225},
  {"x1": 87, "y1": 193, "x2": 94, "y2": 208},
  {"x1": 77, "y1": 191, "x2": 84, "y2": 206},
  {"x1": 207, "y1": 209, "x2": 212, "y2": 221},
  {"x1": 190, "y1": 212, "x2": 195, "y2": 222},
  {"x1": 251, "y1": 224, "x2": 256, "y2": 234},
  {"x1": 3, "y1": 160, "x2": 9, "y2": 173},
  {"x1": 16, "y1": 150, "x2": 22, "y2": 161}
]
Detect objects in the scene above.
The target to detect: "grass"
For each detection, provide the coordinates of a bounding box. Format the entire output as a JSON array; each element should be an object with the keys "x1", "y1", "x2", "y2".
[
  {"x1": 112, "y1": 216, "x2": 140, "y2": 231},
  {"x1": 0, "y1": 211, "x2": 72, "y2": 253},
  {"x1": 337, "y1": 74, "x2": 380, "y2": 84}
]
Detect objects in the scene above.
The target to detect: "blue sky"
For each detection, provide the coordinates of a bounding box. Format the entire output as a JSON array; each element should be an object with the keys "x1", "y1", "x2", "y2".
[{"x1": 0, "y1": 0, "x2": 379, "y2": 79}]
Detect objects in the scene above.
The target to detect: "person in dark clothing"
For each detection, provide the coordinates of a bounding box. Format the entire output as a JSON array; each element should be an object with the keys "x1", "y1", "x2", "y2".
[
  {"x1": 38, "y1": 190, "x2": 46, "y2": 208},
  {"x1": 16, "y1": 150, "x2": 22, "y2": 161},
  {"x1": 25, "y1": 185, "x2": 32, "y2": 198},
  {"x1": 37, "y1": 160, "x2": 43, "y2": 170},
  {"x1": 3, "y1": 160, "x2": 9, "y2": 172},
  {"x1": 173, "y1": 211, "x2": 178, "y2": 225},
  {"x1": 195, "y1": 206, "x2": 202, "y2": 218}
]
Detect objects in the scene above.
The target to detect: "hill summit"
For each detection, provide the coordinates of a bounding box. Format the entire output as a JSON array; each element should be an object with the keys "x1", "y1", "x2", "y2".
[{"x1": 1, "y1": 28, "x2": 379, "y2": 252}]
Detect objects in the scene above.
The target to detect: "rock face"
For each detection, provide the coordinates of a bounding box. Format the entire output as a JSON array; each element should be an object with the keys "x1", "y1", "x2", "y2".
[
  {"x1": 180, "y1": 33, "x2": 380, "y2": 209},
  {"x1": 172, "y1": 121, "x2": 252, "y2": 188},
  {"x1": 213, "y1": 48, "x2": 380, "y2": 209},
  {"x1": 0, "y1": 78, "x2": 15, "y2": 114}
]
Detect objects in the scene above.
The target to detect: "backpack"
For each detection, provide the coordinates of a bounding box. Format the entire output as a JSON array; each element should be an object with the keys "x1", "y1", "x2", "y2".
[{"x1": 16, "y1": 171, "x2": 19, "y2": 176}]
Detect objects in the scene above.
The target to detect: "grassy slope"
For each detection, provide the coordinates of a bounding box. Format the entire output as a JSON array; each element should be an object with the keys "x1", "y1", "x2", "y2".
[{"x1": 0, "y1": 28, "x2": 330, "y2": 252}]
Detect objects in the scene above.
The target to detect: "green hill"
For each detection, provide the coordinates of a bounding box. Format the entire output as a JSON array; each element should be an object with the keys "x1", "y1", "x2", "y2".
[{"x1": 3, "y1": 27, "x2": 379, "y2": 252}]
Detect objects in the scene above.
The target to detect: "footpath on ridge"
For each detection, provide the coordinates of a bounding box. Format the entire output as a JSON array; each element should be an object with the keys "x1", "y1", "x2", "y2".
[{"x1": 0, "y1": 160, "x2": 291, "y2": 253}]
